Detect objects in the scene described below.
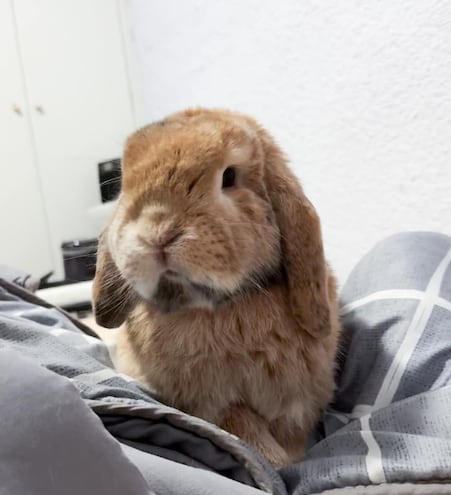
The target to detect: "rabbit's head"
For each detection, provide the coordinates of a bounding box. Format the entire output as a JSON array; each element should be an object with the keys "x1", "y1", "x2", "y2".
[{"x1": 93, "y1": 109, "x2": 331, "y2": 338}]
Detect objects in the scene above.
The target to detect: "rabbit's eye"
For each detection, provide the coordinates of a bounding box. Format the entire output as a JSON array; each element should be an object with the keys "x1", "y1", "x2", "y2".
[{"x1": 222, "y1": 167, "x2": 236, "y2": 189}]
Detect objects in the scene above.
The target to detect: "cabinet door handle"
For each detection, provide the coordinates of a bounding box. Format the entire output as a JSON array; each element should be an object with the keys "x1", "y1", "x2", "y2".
[
  {"x1": 35, "y1": 105, "x2": 44, "y2": 114},
  {"x1": 12, "y1": 103, "x2": 22, "y2": 115}
]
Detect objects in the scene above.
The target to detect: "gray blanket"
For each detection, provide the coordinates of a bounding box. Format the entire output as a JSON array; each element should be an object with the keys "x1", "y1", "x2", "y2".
[
  {"x1": 0, "y1": 279, "x2": 284, "y2": 494},
  {"x1": 1, "y1": 231, "x2": 451, "y2": 494},
  {"x1": 282, "y1": 232, "x2": 451, "y2": 494}
]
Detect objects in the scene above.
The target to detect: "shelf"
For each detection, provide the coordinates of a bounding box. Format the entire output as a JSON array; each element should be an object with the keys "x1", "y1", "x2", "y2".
[{"x1": 36, "y1": 280, "x2": 93, "y2": 307}]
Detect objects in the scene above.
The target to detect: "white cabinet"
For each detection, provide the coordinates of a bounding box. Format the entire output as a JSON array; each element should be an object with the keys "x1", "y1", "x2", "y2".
[
  {"x1": 0, "y1": 0, "x2": 136, "y2": 278},
  {"x1": 0, "y1": 0, "x2": 53, "y2": 276}
]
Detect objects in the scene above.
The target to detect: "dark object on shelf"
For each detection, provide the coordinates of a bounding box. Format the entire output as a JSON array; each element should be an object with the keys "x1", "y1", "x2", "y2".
[
  {"x1": 61, "y1": 238, "x2": 98, "y2": 282},
  {"x1": 98, "y1": 158, "x2": 121, "y2": 203},
  {"x1": 37, "y1": 270, "x2": 55, "y2": 288}
]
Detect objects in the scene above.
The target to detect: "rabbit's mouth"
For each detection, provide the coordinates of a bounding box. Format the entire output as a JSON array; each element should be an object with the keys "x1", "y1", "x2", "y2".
[{"x1": 147, "y1": 264, "x2": 284, "y2": 313}]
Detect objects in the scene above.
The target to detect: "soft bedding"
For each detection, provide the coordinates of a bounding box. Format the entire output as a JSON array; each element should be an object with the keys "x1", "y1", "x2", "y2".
[
  {"x1": 282, "y1": 232, "x2": 451, "y2": 494},
  {"x1": 1, "y1": 231, "x2": 451, "y2": 494},
  {"x1": 0, "y1": 278, "x2": 283, "y2": 495}
]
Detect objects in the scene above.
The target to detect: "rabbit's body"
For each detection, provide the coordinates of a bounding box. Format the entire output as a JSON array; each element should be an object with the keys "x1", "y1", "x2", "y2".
[
  {"x1": 117, "y1": 280, "x2": 339, "y2": 466},
  {"x1": 93, "y1": 108, "x2": 341, "y2": 467}
]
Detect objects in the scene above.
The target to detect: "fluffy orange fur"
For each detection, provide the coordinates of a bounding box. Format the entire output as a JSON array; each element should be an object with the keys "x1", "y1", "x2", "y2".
[{"x1": 93, "y1": 108, "x2": 341, "y2": 468}]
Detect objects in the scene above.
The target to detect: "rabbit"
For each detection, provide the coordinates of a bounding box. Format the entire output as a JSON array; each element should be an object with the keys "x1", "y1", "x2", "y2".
[{"x1": 92, "y1": 108, "x2": 341, "y2": 468}]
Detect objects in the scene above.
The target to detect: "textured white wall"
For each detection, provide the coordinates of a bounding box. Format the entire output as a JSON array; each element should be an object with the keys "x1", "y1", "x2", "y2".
[{"x1": 129, "y1": 0, "x2": 451, "y2": 284}]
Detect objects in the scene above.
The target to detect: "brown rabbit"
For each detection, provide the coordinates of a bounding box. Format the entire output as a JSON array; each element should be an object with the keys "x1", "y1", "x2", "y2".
[{"x1": 93, "y1": 108, "x2": 340, "y2": 468}]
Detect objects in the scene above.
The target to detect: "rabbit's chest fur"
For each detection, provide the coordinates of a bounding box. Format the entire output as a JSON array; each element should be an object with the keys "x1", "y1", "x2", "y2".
[{"x1": 116, "y1": 285, "x2": 339, "y2": 427}]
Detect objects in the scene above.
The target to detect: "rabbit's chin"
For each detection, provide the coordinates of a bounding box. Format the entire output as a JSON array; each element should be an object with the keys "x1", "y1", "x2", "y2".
[
  {"x1": 147, "y1": 276, "x2": 223, "y2": 312},
  {"x1": 136, "y1": 265, "x2": 284, "y2": 314}
]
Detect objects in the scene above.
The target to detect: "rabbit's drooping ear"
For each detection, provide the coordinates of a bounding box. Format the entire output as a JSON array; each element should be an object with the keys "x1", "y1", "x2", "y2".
[
  {"x1": 92, "y1": 236, "x2": 134, "y2": 328},
  {"x1": 260, "y1": 132, "x2": 331, "y2": 338}
]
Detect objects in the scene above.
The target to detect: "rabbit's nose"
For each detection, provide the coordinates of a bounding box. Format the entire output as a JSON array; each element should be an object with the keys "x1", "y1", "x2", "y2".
[
  {"x1": 138, "y1": 229, "x2": 182, "y2": 265},
  {"x1": 157, "y1": 229, "x2": 182, "y2": 249},
  {"x1": 154, "y1": 229, "x2": 183, "y2": 265}
]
